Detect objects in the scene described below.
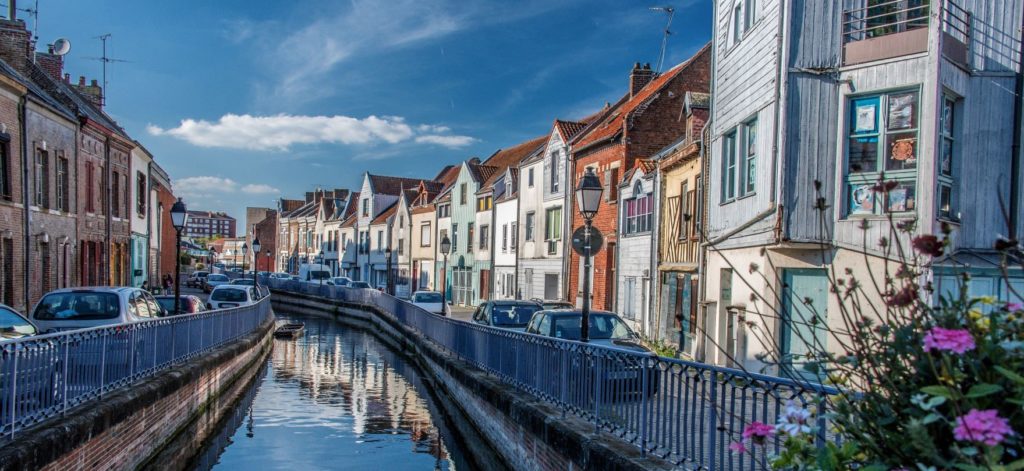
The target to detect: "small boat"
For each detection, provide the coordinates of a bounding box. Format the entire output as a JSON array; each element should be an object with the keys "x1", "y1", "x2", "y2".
[{"x1": 274, "y1": 323, "x2": 305, "y2": 339}]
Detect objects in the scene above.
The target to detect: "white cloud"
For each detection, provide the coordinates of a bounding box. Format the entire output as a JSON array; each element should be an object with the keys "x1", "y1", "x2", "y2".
[
  {"x1": 175, "y1": 176, "x2": 238, "y2": 194},
  {"x1": 414, "y1": 134, "x2": 476, "y2": 147},
  {"x1": 149, "y1": 114, "x2": 474, "y2": 151},
  {"x1": 241, "y1": 183, "x2": 280, "y2": 195}
]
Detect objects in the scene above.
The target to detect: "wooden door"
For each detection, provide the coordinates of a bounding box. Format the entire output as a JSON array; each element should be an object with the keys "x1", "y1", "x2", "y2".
[
  {"x1": 479, "y1": 269, "x2": 490, "y2": 301},
  {"x1": 781, "y1": 268, "x2": 829, "y2": 382}
]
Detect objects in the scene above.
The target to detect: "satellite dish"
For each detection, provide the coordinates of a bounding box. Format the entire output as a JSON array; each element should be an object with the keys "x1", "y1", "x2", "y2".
[{"x1": 51, "y1": 38, "x2": 71, "y2": 56}]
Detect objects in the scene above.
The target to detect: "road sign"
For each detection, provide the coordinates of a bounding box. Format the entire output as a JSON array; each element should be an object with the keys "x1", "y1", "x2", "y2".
[{"x1": 571, "y1": 226, "x2": 604, "y2": 256}]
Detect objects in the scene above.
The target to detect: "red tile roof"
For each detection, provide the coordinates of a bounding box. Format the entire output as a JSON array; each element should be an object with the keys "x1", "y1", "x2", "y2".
[
  {"x1": 370, "y1": 202, "x2": 397, "y2": 225},
  {"x1": 479, "y1": 135, "x2": 546, "y2": 189},
  {"x1": 368, "y1": 174, "x2": 427, "y2": 196},
  {"x1": 340, "y1": 214, "x2": 357, "y2": 228},
  {"x1": 573, "y1": 43, "x2": 711, "y2": 151},
  {"x1": 554, "y1": 120, "x2": 589, "y2": 142}
]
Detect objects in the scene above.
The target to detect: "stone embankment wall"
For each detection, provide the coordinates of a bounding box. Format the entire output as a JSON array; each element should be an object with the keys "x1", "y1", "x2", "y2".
[
  {"x1": 271, "y1": 291, "x2": 673, "y2": 471},
  {"x1": 0, "y1": 317, "x2": 273, "y2": 471}
]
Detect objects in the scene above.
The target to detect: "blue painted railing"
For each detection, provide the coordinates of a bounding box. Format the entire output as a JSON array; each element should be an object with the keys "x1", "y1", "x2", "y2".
[
  {"x1": 267, "y1": 278, "x2": 839, "y2": 470},
  {"x1": 0, "y1": 297, "x2": 272, "y2": 439}
]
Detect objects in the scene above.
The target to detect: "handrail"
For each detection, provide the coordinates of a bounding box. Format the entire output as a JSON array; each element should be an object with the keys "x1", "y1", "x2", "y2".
[
  {"x1": 267, "y1": 278, "x2": 840, "y2": 468},
  {"x1": 0, "y1": 297, "x2": 272, "y2": 439}
]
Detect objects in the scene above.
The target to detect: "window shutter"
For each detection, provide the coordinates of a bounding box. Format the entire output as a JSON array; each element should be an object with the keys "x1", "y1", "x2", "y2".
[{"x1": 603, "y1": 168, "x2": 619, "y2": 202}]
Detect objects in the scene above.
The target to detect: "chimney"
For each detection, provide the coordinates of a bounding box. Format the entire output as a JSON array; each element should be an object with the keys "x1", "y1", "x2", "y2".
[
  {"x1": 0, "y1": 16, "x2": 32, "y2": 75},
  {"x1": 71, "y1": 77, "x2": 104, "y2": 109},
  {"x1": 629, "y1": 62, "x2": 655, "y2": 99},
  {"x1": 35, "y1": 49, "x2": 64, "y2": 80},
  {"x1": 468, "y1": 157, "x2": 481, "y2": 165}
]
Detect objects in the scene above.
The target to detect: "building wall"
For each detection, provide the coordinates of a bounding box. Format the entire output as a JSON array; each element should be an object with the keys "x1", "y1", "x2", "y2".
[
  {"x1": 615, "y1": 171, "x2": 654, "y2": 333},
  {"x1": 568, "y1": 144, "x2": 625, "y2": 311},
  {"x1": 448, "y1": 166, "x2": 478, "y2": 306},
  {"x1": 410, "y1": 206, "x2": 436, "y2": 291},
  {"x1": 253, "y1": 211, "x2": 278, "y2": 272},
  {"x1": 472, "y1": 193, "x2": 493, "y2": 304},
  {"x1": 0, "y1": 80, "x2": 25, "y2": 311},
  {"x1": 493, "y1": 197, "x2": 517, "y2": 300}
]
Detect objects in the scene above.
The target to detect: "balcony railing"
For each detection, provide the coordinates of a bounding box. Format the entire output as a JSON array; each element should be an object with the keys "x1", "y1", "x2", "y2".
[
  {"x1": 842, "y1": 0, "x2": 929, "y2": 44},
  {"x1": 266, "y1": 278, "x2": 839, "y2": 469}
]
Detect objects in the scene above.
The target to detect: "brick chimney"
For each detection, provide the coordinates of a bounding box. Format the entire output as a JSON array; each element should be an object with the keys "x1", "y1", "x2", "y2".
[
  {"x1": 35, "y1": 50, "x2": 63, "y2": 80},
  {"x1": 0, "y1": 17, "x2": 33, "y2": 75},
  {"x1": 629, "y1": 62, "x2": 655, "y2": 99},
  {"x1": 72, "y1": 76, "x2": 104, "y2": 109}
]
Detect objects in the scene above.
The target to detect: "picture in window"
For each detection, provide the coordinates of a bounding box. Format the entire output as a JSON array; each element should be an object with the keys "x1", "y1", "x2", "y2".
[
  {"x1": 849, "y1": 183, "x2": 875, "y2": 215},
  {"x1": 886, "y1": 182, "x2": 915, "y2": 213}
]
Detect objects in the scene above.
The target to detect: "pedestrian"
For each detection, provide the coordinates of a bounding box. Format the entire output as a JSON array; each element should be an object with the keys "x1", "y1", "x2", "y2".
[
  {"x1": 163, "y1": 274, "x2": 174, "y2": 291},
  {"x1": 141, "y1": 280, "x2": 150, "y2": 292}
]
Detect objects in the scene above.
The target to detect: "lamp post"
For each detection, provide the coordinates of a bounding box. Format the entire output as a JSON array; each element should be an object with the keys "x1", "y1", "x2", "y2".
[
  {"x1": 317, "y1": 251, "x2": 324, "y2": 286},
  {"x1": 575, "y1": 167, "x2": 603, "y2": 343},
  {"x1": 385, "y1": 246, "x2": 393, "y2": 295},
  {"x1": 251, "y1": 237, "x2": 261, "y2": 290},
  {"x1": 241, "y1": 242, "x2": 248, "y2": 279},
  {"x1": 170, "y1": 199, "x2": 189, "y2": 315},
  {"x1": 265, "y1": 250, "x2": 271, "y2": 272},
  {"x1": 439, "y1": 235, "x2": 451, "y2": 304}
]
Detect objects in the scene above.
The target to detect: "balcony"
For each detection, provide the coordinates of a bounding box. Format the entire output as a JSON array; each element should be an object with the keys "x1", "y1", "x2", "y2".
[{"x1": 842, "y1": 0, "x2": 929, "y2": 65}]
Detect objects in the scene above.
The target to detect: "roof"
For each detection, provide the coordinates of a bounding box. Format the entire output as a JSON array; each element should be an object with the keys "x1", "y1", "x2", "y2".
[
  {"x1": 340, "y1": 214, "x2": 357, "y2": 228},
  {"x1": 478, "y1": 135, "x2": 546, "y2": 190},
  {"x1": 554, "y1": 120, "x2": 589, "y2": 142},
  {"x1": 620, "y1": 159, "x2": 657, "y2": 183},
  {"x1": 432, "y1": 165, "x2": 455, "y2": 182},
  {"x1": 573, "y1": 43, "x2": 711, "y2": 151},
  {"x1": 368, "y1": 174, "x2": 427, "y2": 196},
  {"x1": 370, "y1": 202, "x2": 397, "y2": 225},
  {"x1": 0, "y1": 59, "x2": 75, "y2": 121},
  {"x1": 495, "y1": 168, "x2": 520, "y2": 203}
]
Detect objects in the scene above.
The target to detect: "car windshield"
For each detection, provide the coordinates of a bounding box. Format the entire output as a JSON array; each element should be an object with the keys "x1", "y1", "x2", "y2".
[
  {"x1": 154, "y1": 297, "x2": 187, "y2": 313},
  {"x1": 211, "y1": 288, "x2": 249, "y2": 302},
  {"x1": 208, "y1": 274, "x2": 228, "y2": 282},
  {"x1": 413, "y1": 293, "x2": 442, "y2": 303},
  {"x1": 332, "y1": 278, "x2": 349, "y2": 285},
  {"x1": 0, "y1": 307, "x2": 36, "y2": 339},
  {"x1": 230, "y1": 279, "x2": 254, "y2": 284},
  {"x1": 308, "y1": 270, "x2": 330, "y2": 280},
  {"x1": 491, "y1": 304, "x2": 541, "y2": 326},
  {"x1": 351, "y1": 282, "x2": 370, "y2": 288},
  {"x1": 33, "y1": 292, "x2": 121, "y2": 320},
  {"x1": 551, "y1": 314, "x2": 635, "y2": 341}
]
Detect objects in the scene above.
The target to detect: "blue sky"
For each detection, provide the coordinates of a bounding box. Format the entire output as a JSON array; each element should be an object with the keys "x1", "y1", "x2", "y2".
[{"x1": 35, "y1": 0, "x2": 711, "y2": 222}]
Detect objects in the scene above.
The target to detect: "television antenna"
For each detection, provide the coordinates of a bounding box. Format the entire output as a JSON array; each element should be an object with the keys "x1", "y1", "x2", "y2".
[
  {"x1": 1, "y1": 1, "x2": 40, "y2": 43},
  {"x1": 650, "y1": 6, "x2": 675, "y2": 73},
  {"x1": 83, "y1": 33, "x2": 131, "y2": 107}
]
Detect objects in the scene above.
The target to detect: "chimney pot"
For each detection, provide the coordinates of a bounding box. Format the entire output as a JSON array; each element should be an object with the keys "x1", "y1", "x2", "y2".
[
  {"x1": 78, "y1": 76, "x2": 85, "y2": 86},
  {"x1": 90, "y1": 79, "x2": 98, "y2": 87},
  {"x1": 629, "y1": 61, "x2": 656, "y2": 98},
  {"x1": 63, "y1": 73, "x2": 69, "y2": 83}
]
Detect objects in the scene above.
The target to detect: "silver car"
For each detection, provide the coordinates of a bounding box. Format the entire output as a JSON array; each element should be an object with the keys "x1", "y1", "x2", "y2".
[
  {"x1": 29, "y1": 287, "x2": 165, "y2": 333},
  {"x1": 0, "y1": 303, "x2": 37, "y2": 340}
]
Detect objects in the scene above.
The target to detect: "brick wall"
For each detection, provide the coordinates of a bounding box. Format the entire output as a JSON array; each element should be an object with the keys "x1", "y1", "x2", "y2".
[
  {"x1": 155, "y1": 183, "x2": 177, "y2": 281},
  {"x1": 253, "y1": 211, "x2": 278, "y2": 272},
  {"x1": 0, "y1": 81, "x2": 24, "y2": 311},
  {"x1": 568, "y1": 144, "x2": 625, "y2": 311}
]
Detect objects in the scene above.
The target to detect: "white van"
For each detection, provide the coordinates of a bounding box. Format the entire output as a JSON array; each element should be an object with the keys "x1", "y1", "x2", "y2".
[{"x1": 298, "y1": 263, "x2": 331, "y2": 282}]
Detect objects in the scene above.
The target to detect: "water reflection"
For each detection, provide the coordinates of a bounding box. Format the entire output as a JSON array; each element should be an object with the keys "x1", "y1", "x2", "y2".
[{"x1": 195, "y1": 314, "x2": 469, "y2": 470}]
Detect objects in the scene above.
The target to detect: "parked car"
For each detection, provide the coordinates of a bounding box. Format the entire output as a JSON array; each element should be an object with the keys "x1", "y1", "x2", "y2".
[
  {"x1": 410, "y1": 291, "x2": 449, "y2": 316},
  {"x1": 471, "y1": 300, "x2": 543, "y2": 331},
  {"x1": 29, "y1": 287, "x2": 166, "y2": 333},
  {"x1": 207, "y1": 285, "x2": 262, "y2": 310},
  {"x1": 298, "y1": 263, "x2": 331, "y2": 282},
  {"x1": 229, "y1": 278, "x2": 256, "y2": 285},
  {"x1": 272, "y1": 272, "x2": 291, "y2": 279},
  {"x1": 0, "y1": 303, "x2": 37, "y2": 340},
  {"x1": 187, "y1": 271, "x2": 210, "y2": 288},
  {"x1": 349, "y1": 281, "x2": 372, "y2": 289},
  {"x1": 524, "y1": 310, "x2": 648, "y2": 352},
  {"x1": 331, "y1": 277, "x2": 352, "y2": 287},
  {"x1": 533, "y1": 299, "x2": 574, "y2": 310},
  {"x1": 154, "y1": 295, "x2": 208, "y2": 315},
  {"x1": 204, "y1": 274, "x2": 230, "y2": 293}
]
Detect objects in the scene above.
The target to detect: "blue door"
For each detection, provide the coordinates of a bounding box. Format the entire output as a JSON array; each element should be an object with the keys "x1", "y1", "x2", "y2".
[{"x1": 781, "y1": 269, "x2": 829, "y2": 382}]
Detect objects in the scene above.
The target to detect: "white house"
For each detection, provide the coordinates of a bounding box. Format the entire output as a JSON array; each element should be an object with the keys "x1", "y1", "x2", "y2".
[
  {"x1": 492, "y1": 168, "x2": 519, "y2": 300},
  {"x1": 615, "y1": 160, "x2": 657, "y2": 334}
]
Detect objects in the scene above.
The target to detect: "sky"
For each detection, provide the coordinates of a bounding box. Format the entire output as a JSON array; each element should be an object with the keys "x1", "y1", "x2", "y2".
[{"x1": 32, "y1": 0, "x2": 712, "y2": 223}]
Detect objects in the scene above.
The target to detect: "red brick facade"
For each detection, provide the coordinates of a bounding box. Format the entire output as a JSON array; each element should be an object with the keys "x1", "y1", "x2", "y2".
[
  {"x1": 567, "y1": 46, "x2": 711, "y2": 311},
  {"x1": 253, "y1": 211, "x2": 278, "y2": 272}
]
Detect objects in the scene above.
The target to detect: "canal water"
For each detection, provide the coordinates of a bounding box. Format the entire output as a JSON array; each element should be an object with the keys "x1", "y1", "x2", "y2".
[{"x1": 189, "y1": 314, "x2": 480, "y2": 471}]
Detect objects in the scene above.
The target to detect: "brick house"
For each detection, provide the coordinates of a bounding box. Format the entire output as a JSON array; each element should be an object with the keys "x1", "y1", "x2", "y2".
[
  {"x1": 567, "y1": 45, "x2": 711, "y2": 311},
  {"x1": 252, "y1": 210, "x2": 278, "y2": 272}
]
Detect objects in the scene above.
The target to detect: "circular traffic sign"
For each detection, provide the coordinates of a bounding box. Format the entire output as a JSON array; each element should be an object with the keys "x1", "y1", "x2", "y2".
[{"x1": 571, "y1": 225, "x2": 604, "y2": 256}]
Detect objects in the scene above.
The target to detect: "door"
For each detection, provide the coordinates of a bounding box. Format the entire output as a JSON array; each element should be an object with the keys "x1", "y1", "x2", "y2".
[
  {"x1": 544, "y1": 274, "x2": 558, "y2": 300},
  {"x1": 479, "y1": 269, "x2": 490, "y2": 301},
  {"x1": 781, "y1": 269, "x2": 829, "y2": 382}
]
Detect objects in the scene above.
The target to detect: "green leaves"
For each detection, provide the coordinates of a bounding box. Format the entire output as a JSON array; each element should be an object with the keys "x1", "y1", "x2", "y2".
[
  {"x1": 995, "y1": 366, "x2": 1024, "y2": 385},
  {"x1": 921, "y1": 385, "x2": 957, "y2": 399},
  {"x1": 965, "y1": 383, "x2": 1002, "y2": 398}
]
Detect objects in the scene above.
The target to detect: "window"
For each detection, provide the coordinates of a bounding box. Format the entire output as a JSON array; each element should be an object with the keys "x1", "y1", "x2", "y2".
[
  {"x1": 679, "y1": 181, "x2": 689, "y2": 240},
  {"x1": 0, "y1": 140, "x2": 9, "y2": 200},
  {"x1": 452, "y1": 224, "x2": 459, "y2": 252},
  {"x1": 525, "y1": 212, "x2": 535, "y2": 241},
  {"x1": 361, "y1": 198, "x2": 368, "y2": 217},
  {"x1": 420, "y1": 223, "x2": 431, "y2": 246},
  {"x1": 40, "y1": 242, "x2": 50, "y2": 294},
  {"x1": 845, "y1": 89, "x2": 919, "y2": 215},
  {"x1": 550, "y1": 151, "x2": 560, "y2": 192},
  {"x1": 34, "y1": 149, "x2": 48, "y2": 208},
  {"x1": 440, "y1": 229, "x2": 449, "y2": 251},
  {"x1": 468, "y1": 223, "x2": 475, "y2": 251},
  {"x1": 460, "y1": 183, "x2": 467, "y2": 205},
  {"x1": 57, "y1": 157, "x2": 69, "y2": 212},
  {"x1": 476, "y1": 196, "x2": 492, "y2": 212},
  {"x1": 744, "y1": 0, "x2": 756, "y2": 31},
  {"x1": 722, "y1": 119, "x2": 757, "y2": 202},
  {"x1": 502, "y1": 224, "x2": 508, "y2": 251},
  {"x1": 732, "y1": 3, "x2": 743, "y2": 44},
  {"x1": 528, "y1": 168, "x2": 534, "y2": 187},
  {"x1": 545, "y1": 207, "x2": 562, "y2": 255},
  {"x1": 510, "y1": 222, "x2": 518, "y2": 252},
  {"x1": 743, "y1": 119, "x2": 757, "y2": 194},
  {"x1": 398, "y1": 239, "x2": 404, "y2": 256},
  {"x1": 480, "y1": 225, "x2": 489, "y2": 250},
  {"x1": 624, "y1": 181, "x2": 653, "y2": 234},
  {"x1": 376, "y1": 230, "x2": 383, "y2": 253},
  {"x1": 122, "y1": 172, "x2": 128, "y2": 219},
  {"x1": 399, "y1": 215, "x2": 404, "y2": 228},
  {"x1": 437, "y1": 203, "x2": 450, "y2": 218},
  {"x1": 2, "y1": 238, "x2": 12, "y2": 306},
  {"x1": 938, "y1": 94, "x2": 958, "y2": 220},
  {"x1": 112, "y1": 170, "x2": 120, "y2": 217},
  {"x1": 694, "y1": 176, "x2": 703, "y2": 237}
]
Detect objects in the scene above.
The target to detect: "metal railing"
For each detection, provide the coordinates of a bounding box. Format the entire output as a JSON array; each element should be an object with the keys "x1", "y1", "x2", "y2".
[
  {"x1": 941, "y1": 0, "x2": 971, "y2": 46},
  {"x1": 0, "y1": 298, "x2": 272, "y2": 439},
  {"x1": 842, "y1": 0, "x2": 930, "y2": 44},
  {"x1": 267, "y1": 278, "x2": 839, "y2": 469}
]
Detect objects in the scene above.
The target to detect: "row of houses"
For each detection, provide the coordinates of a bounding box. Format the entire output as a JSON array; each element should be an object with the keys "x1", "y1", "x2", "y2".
[
  {"x1": 0, "y1": 14, "x2": 179, "y2": 313},
  {"x1": 275, "y1": 0, "x2": 1024, "y2": 372}
]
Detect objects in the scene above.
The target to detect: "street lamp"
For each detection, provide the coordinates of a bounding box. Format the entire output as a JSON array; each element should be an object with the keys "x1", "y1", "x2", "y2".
[
  {"x1": 317, "y1": 250, "x2": 324, "y2": 286},
  {"x1": 251, "y1": 237, "x2": 261, "y2": 290},
  {"x1": 241, "y1": 242, "x2": 248, "y2": 277},
  {"x1": 385, "y1": 246, "x2": 393, "y2": 295},
  {"x1": 439, "y1": 235, "x2": 451, "y2": 304},
  {"x1": 170, "y1": 198, "x2": 189, "y2": 315},
  {"x1": 265, "y1": 250, "x2": 271, "y2": 272},
  {"x1": 575, "y1": 167, "x2": 603, "y2": 343}
]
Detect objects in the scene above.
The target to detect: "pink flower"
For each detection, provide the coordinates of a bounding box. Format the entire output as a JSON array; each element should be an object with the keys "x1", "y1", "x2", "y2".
[
  {"x1": 729, "y1": 441, "x2": 747, "y2": 454},
  {"x1": 953, "y1": 409, "x2": 1015, "y2": 446},
  {"x1": 742, "y1": 421, "x2": 776, "y2": 445},
  {"x1": 922, "y1": 327, "x2": 975, "y2": 354},
  {"x1": 1007, "y1": 302, "x2": 1023, "y2": 313},
  {"x1": 911, "y1": 235, "x2": 944, "y2": 257}
]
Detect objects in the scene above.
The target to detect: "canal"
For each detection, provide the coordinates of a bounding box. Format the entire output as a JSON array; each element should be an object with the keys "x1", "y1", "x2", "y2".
[{"x1": 188, "y1": 313, "x2": 483, "y2": 470}]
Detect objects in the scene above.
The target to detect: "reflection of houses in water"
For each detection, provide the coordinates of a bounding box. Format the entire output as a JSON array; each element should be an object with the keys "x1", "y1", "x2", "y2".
[{"x1": 270, "y1": 325, "x2": 448, "y2": 461}]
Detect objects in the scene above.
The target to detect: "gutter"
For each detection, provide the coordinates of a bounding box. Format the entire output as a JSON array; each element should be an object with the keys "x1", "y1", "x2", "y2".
[
  {"x1": 1010, "y1": 6, "x2": 1024, "y2": 239},
  {"x1": 18, "y1": 96, "x2": 30, "y2": 311},
  {"x1": 104, "y1": 135, "x2": 112, "y2": 284}
]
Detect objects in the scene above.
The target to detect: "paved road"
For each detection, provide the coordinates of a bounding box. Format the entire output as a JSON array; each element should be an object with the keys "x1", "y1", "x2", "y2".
[{"x1": 449, "y1": 305, "x2": 475, "y2": 322}]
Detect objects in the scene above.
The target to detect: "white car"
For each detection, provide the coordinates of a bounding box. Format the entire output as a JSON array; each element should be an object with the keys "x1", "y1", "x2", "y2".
[
  {"x1": 207, "y1": 285, "x2": 262, "y2": 310},
  {"x1": 410, "y1": 291, "x2": 449, "y2": 316},
  {"x1": 30, "y1": 287, "x2": 166, "y2": 333},
  {"x1": 331, "y1": 277, "x2": 352, "y2": 286}
]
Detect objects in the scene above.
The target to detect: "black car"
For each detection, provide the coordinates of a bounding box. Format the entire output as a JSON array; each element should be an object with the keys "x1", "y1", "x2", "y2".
[
  {"x1": 471, "y1": 300, "x2": 543, "y2": 331},
  {"x1": 154, "y1": 295, "x2": 208, "y2": 315}
]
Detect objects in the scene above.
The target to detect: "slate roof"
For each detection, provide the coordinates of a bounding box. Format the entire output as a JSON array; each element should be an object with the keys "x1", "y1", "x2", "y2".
[
  {"x1": 368, "y1": 174, "x2": 427, "y2": 196},
  {"x1": 573, "y1": 43, "x2": 711, "y2": 151},
  {"x1": 0, "y1": 59, "x2": 75, "y2": 120},
  {"x1": 370, "y1": 202, "x2": 397, "y2": 225}
]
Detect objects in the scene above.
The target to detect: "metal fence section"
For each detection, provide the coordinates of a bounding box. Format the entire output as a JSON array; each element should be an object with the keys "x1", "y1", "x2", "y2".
[
  {"x1": 266, "y1": 279, "x2": 839, "y2": 470},
  {"x1": 0, "y1": 298, "x2": 272, "y2": 439}
]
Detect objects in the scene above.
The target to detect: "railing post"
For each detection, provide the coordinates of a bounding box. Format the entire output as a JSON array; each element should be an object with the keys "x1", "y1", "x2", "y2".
[
  {"x1": 816, "y1": 392, "x2": 828, "y2": 448},
  {"x1": 62, "y1": 337, "x2": 69, "y2": 416},
  {"x1": 640, "y1": 357, "x2": 649, "y2": 456},
  {"x1": 9, "y1": 349, "x2": 18, "y2": 439},
  {"x1": 98, "y1": 334, "x2": 108, "y2": 397},
  {"x1": 594, "y1": 352, "x2": 602, "y2": 433},
  {"x1": 128, "y1": 327, "x2": 136, "y2": 379},
  {"x1": 560, "y1": 347, "x2": 568, "y2": 418},
  {"x1": 707, "y1": 373, "x2": 718, "y2": 471}
]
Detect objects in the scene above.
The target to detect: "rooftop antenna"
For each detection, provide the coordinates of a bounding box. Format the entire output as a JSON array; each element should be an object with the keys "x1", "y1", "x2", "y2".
[
  {"x1": 3, "y1": 0, "x2": 40, "y2": 47},
  {"x1": 83, "y1": 33, "x2": 131, "y2": 107},
  {"x1": 650, "y1": 6, "x2": 675, "y2": 73}
]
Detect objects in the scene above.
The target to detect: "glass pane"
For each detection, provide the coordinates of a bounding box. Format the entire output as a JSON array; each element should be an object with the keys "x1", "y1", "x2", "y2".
[
  {"x1": 886, "y1": 181, "x2": 916, "y2": 213},
  {"x1": 887, "y1": 92, "x2": 918, "y2": 130},
  {"x1": 940, "y1": 138, "x2": 953, "y2": 176},
  {"x1": 852, "y1": 98, "x2": 878, "y2": 134},
  {"x1": 848, "y1": 182, "x2": 876, "y2": 215},
  {"x1": 941, "y1": 98, "x2": 954, "y2": 135},
  {"x1": 848, "y1": 136, "x2": 878, "y2": 173},
  {"x1": 745, "y1": 155, "x2": 756, "y2": 193},
  {"x1": 885, "y1": 132, "x2": 917, "y2": 171},
  {"x1": 939, "y1": 185, "x2": 952, "y2": 219}
]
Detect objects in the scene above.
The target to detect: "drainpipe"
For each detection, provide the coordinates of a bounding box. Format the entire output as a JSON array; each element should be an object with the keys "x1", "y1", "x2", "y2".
[
  {"x1": 1010, "y1": 7, "x2": 1024, "y2": 239},
  {"x1": 146, "y1": 160, "x2": 153, "y2": 284},
  {"x1": 649, "y1": 164, "x2": 662, "y2": 339},
  {"x1": 104, "y1": 136, "x2": 112, "y2": 284},
  {"x1": 18, "y1": 96, "x2": 30, "y2": 311},
  {"x1": 489, "y1": 191, "x2": 497, "y2": 299},
  {"x1": 564, "y1": 153, "x2": 576, "y2": 302}
]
